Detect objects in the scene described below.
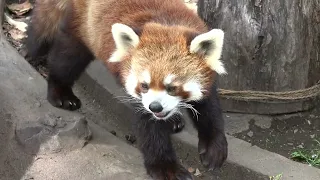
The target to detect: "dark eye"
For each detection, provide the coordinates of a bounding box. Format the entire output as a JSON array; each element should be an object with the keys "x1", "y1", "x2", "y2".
[
  {"x1": 166, "y1": 85, "x2": 177, "y2": 95},
  {"x1": 140, "y1": 82, "x2": 149, "y2": 91}
]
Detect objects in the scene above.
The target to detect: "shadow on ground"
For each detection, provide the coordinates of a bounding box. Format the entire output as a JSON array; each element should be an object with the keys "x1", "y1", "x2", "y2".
[{"x1": 234, "y1": 104, "x2": 320, "y2": 163}]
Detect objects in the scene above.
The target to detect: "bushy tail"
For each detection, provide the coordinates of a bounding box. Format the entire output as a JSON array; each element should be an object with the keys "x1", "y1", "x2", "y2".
[{"x1": 26, "y1": 0, "x2": 69, "y2": 58}]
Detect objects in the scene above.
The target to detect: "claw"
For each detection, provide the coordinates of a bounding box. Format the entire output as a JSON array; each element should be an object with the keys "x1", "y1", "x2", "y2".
[
  {"x1": 171, "y1": 119, "x2": 185, "y2": 134},
  {"x1": 47, "y1": 87, "x2": 82, "y2": 111},
  {"x1": 197, "y1": 134, "x2": 228, "y2": 170}
]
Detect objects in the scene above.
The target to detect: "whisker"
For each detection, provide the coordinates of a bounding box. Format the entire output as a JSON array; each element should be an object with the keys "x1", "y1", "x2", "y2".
[{"x1": 177, "y1": 102, "x2": 199, "y2": 121}]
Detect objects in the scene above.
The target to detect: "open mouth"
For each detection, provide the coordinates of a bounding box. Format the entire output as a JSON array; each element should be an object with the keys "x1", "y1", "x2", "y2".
[{"x1": 153, "y1": 111, "x2": 170, "y2": 118}]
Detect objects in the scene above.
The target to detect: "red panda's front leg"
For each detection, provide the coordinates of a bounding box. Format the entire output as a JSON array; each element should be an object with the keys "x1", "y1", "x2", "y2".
[
  {"x1": 134, "y1": 114, "x2": 193, "y2": 180},
  {"x1": 187, "y1": 84, "x2": 228, "y2": 170}
]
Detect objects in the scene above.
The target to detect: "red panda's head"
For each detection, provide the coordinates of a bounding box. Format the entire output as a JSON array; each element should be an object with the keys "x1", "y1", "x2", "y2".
[{"x1": 110, "y1": 23, "x2": 226, "y2": 119}]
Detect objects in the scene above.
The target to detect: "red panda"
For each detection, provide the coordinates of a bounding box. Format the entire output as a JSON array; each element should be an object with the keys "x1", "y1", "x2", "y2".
[{"x1": 26, "y1": 0, "x2": 228, "y2": 179}]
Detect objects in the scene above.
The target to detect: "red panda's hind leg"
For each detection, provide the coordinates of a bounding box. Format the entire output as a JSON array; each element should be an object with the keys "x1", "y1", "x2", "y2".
[{"x1": 47, "y1": 32, "x2": 93, "y2": 111}]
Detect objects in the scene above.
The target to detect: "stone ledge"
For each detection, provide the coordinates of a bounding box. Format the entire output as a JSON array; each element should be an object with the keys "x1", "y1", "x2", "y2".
[
  {"x1": 79, "y1": 60, "x2": 320, "y2": 180},
  {"x1": 0, "y1": 34, "x2": 150, "y2": 180}
]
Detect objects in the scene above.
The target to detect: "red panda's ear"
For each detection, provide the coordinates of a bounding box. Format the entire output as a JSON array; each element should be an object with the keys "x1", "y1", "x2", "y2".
[
  {"x1": 109, "y1": 23, "x2": 141, "y2": 62},
  {"x1": 189, "y1": 29, "x2": 227, "y2": 75}
]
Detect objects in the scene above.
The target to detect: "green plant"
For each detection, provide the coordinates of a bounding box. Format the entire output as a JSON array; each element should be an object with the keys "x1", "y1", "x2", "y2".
[
  {"x1": 269, "y1": 173, "x2": 283, "y2": 180},
  {"x1": 290, "y1": 139, "x2": 320, "y2": 168}
]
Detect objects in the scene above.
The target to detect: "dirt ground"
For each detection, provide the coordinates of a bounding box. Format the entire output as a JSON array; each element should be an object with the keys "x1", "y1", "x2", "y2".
[{"x1": 234, "y1": 106, "x2": 320, "y2": 165}]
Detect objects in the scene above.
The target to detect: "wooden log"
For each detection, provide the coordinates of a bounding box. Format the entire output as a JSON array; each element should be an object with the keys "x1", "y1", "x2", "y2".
[
  {"x1": 0, "y1": 0, "x2": 4, "y2": 27},
  {"x1": 198, "y1": 0, "x2": 320, "y2": 114}
]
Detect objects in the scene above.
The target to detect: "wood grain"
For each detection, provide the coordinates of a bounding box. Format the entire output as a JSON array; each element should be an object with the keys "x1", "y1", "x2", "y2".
[
  {"x1": 198, "y1": 0, "x2": 320, "y2": 91},
  {"x1": 198, "y1": 0, "x2": 320, "y2": 114}
]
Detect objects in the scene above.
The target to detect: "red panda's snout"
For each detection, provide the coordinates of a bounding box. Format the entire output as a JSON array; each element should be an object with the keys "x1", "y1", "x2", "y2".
[{"x1": 110, "y1": 23, "x2": 226, "y2": 119}]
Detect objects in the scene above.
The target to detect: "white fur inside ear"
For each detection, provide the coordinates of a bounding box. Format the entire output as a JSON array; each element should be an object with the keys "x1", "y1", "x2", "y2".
[
  {"x1": 109, "y1": 23, "x2": 140, "y2": 62},
  {"x1": 190, "y1": 29, "x2": 226, "y2": 75}
]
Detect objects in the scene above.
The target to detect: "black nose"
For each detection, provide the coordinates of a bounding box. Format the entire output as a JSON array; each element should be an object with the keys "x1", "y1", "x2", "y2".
[{"x1": 149, "y1": 101, "x2": 163, "y2": 113}]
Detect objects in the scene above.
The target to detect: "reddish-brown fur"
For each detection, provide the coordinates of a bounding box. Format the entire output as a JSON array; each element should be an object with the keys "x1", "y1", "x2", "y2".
[
  {"x1": 130, "y1": 23, "x2": 215, "y2": 95},
  {"x1": 32, "y1": 0, "x2": 215, "y2": 98},
  {"x1": 29, "y1": 1, "x2": 228, "y2": 177},
  {"x1": 31, "y1": 0, "x2": 68, "y2": 41}
]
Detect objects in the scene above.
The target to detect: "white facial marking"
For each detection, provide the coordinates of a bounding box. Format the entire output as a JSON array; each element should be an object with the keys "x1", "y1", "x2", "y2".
[
  {"x1": 183, "y1": 80, "x2": 203, "y2": 101},
  {"x1": 124, "y1": 70, "x2": 139, "y2": 98},
  {"x1": 141, "y1": 90, "x2": 181, "y2": 119},
  {"x1": 142, "y1": 70, "x2": 151, "y2": 84},
  {"x1": 109, "y1": 23, "x2": 140, "y2": 62},
  {"x1": 163, "y1": 74, "x2": 175, "y2": 85},
  {"x1": 190, "y1": 29, "x2": 227, "y2": 75}
]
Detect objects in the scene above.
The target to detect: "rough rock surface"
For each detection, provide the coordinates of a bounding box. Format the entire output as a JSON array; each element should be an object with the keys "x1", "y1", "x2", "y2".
[
  {"x1": 15, "y1": 113, "x2": 92, "y2": 155},
  {"x1": 0, "y1": 28, "x2": 149, "y2": 180}
]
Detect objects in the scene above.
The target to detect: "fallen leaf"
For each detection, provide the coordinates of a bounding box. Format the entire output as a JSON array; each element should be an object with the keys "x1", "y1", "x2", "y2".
[
  {"x1": 307, "y1": 120, "x2": 311, "y2": 125},
  {"x1": 4, "y1": 13, "x2": 28, "y2": 32},
  {"x1": 8, "y1": 28, "x2": 26, "y2": 40},
  {"x1": 194, "y1": 168, "x2": 201, "y2": 177},
  {"x1": 6, "y1": 0, "x2": 33, "y2": 16},
  {"x1": 310, "y1": 134, "x2": 315, "y2": 138}
]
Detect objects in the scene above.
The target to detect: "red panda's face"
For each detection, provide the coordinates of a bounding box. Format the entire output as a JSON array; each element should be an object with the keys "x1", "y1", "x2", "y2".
[
  {"x1": 110, "y1": 23, "x2": 226, "y2": 119},
  {"x1": 122, "y1": 67, "x2": 211, "y2": 119}
]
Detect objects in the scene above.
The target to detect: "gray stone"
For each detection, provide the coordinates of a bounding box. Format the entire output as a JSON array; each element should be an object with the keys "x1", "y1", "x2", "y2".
[
  {"x1": 297, "y1": 144, "x2": 304, "y2": 149},
  {"x1": 310, "y1": 114, "x2": 316, "y2": 118},
  {"x1": 39, "y1": 113, "x2": 58, "y2": 127},
  {"x1": 15, "y1": 113, "x2": 92, "y2": 155},
  {"x1": 0, "y1": 18, "x2": 148, "y2": 180},
  {"x1": 35, "y1": 101, "x2": 41, "y2": 107},
  {"x1": 247, "y1": 131, "x2": 254, "y2": 137},
  {"x1": 223, "y1": 113, "x2": 272, "y2": 135}
]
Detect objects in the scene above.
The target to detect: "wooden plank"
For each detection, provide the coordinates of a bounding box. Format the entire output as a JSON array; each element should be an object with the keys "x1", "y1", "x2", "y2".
[{"x1": 0, "y1": 0, "x2": 4, "y2": 27}]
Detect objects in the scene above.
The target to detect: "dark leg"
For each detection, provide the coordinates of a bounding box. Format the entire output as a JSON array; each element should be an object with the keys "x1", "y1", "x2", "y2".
[
  {"x1": 134, "y1": 114, "x2": 192, "y2": 180},
  {"x1": 47, "y1": 32, "x2": 93, "y2": 110},
  {"x1": 186, "y1": 84, "x2": 228, "y2": 170}
]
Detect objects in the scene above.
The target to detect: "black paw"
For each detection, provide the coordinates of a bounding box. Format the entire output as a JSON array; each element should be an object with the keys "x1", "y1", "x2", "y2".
[
  {"x1": 198, "y1": 133, "x2": 228, "y2": 170},
  {"x1": 47, "y1": 87, "x2": 81, "y2": 111},
  {"x1": 147, "y1": 164, "x2": 193, "y2": 180},
  {"x1": 171, "y1": 118, "x2": 185, "y2": 134}
]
